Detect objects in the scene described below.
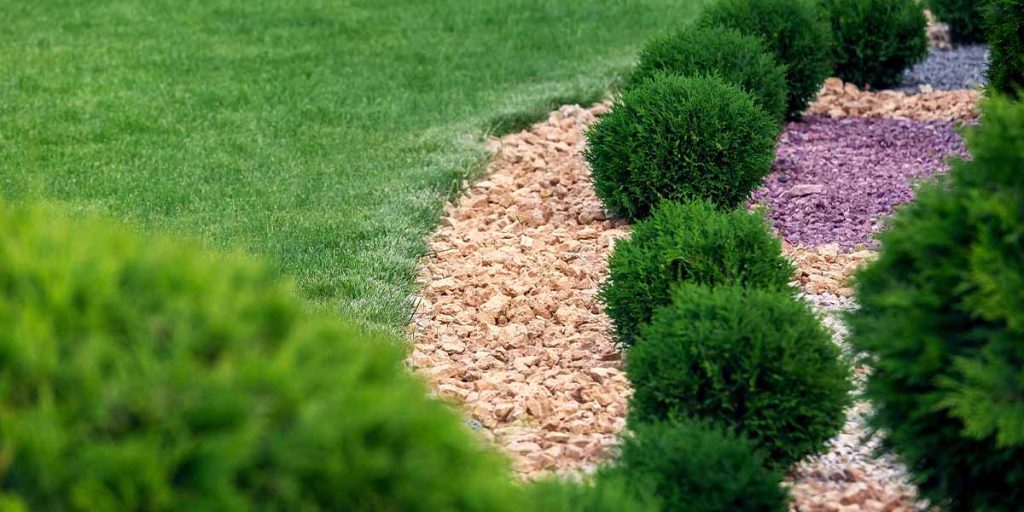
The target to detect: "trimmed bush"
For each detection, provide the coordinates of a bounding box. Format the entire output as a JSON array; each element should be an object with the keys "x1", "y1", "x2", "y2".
[
  {"x1": 928, "y1": 0, "x2": 986, "y2": 43},
  {"x1": 608, "y1": 421, "x2": 789, "y2": 512},
  {"x1": 585, "y1": 74, "x2": 777, "y2": 220},
  {"x1": 820, "y1": 0, "x2": 928, "y2": 89},
  {"x1": 628, "y1": 284, "x2": 852, "y2": 467},
  {"x1": 522, "y1": 476, "x2": 659, "y2": 512},
  {"x1": 985, "y1": 0, "x2": 1024, "y2": 97},
  {"x1": 630, "y1": 26, "x2": 788, "y2": 125},
  {"x1": 601, "y1": 200, "x2": 794, "y2": 347},
  {"x1": 699, "y1": 0, "x2": 832, "y2": 118},
  {"x1": 0, "y1": 204, "x2": 517, "y2": 512},
  {"x1": 847, "y1": 97, "x2": 1024, "y2": 511}
]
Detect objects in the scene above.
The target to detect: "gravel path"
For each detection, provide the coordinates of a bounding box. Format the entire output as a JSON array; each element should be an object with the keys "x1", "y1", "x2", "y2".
[
  {"x1": 893, "y1": 45, "x2": 989, "y2": 93},
  {"x1": 752, "y1": 116, "x2": 967, "y2": 249}
]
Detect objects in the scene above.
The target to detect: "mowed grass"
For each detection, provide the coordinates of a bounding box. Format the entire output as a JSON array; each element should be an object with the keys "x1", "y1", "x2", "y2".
[{"x1": 0, "y1": 0, "x2": 701, "y2": 333}]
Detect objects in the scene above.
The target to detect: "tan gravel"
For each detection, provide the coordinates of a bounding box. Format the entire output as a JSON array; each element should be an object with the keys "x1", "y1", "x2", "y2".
[
  {"x1": 809, "y1": 78, "x2": 980, "y2": 121},
  {"x1": 410, "y1": 99, "x2": 927, "y2": 510},
  {"x1": 410, "y1": 103, "x2": 630, "y2": 478}
]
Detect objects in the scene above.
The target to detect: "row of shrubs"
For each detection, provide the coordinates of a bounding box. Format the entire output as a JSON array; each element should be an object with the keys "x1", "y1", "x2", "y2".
[
  {"x1": 551, "y1": 0, "x2": 869, "y2": 509},
  {"x1": 564, "y1": 0, "x2": 1024, "y2": 510}
]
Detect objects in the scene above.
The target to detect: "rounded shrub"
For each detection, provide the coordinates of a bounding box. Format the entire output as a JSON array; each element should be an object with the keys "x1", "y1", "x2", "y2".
[
  {"x1": 984, "y1": 0, "x2": 1024, "y2": 97},
  {"x1": 847, "y1": 97, "x2": 1024, "y2": 511},
  {"x1": 627, "y1": 283, "x2": 852, "y2": 467},
  {"x1": 608, "y1": 420, "x2": 789, "y2": 512},
  {"x1": 820, "y1": 0, "x2": 928, "y2": 89},
  {"x1": 630, "y1": 26, "x2": 788, "y2": 125},
  {"x1": 585, "y1": 74, "x2": 777, "y2": 220},
  {"x1": 522, "y1": 476, "x2": 659, "y2": 512},
  {"x1": 0, "y1": 204, "x2": 517, "y2": 512},
  {"x1": 601, "y1": 200, "x2": 794, "y2": 347},
  {"x1": 928, "y1": 0, "x2": 986, "y2": 43},
  {"x1": 699, "y1": 0, "x2": 832, "y2": 118}
]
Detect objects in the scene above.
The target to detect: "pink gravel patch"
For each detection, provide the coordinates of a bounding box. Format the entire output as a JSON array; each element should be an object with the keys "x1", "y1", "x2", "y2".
[{"x1": 753, "y1": 116, "x2": 968, "y2": 249}]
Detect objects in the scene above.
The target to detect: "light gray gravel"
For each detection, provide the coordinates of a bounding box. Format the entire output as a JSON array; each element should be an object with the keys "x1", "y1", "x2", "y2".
[{"x1": 894, "y1": 45, "x2": 989, "y2": 93}]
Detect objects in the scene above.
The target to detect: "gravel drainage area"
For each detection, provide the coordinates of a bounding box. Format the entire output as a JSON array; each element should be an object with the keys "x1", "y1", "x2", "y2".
[{"x1": 411, "y1": 32, "x2": 983, "y2": 509}]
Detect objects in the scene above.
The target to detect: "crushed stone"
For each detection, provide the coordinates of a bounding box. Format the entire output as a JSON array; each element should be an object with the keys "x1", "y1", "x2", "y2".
[
  {"x1": 411, "y1": 103, "x2": 631, "y2": 478},
  {"x1": 894, "y1": 45, "x2": 989, "y2": 93},
  {"x1": 809, "y1": 78, "x2": 979, "y2": 122}
]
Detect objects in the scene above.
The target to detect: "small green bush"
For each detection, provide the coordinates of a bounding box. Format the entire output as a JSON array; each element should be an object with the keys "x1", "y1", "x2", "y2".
[
  {"x1": 601, "y1": 200, "x2": 794, "y2": 347},
  {"x1": 928, "y1": 0, "x2": 986, "y2": 43},
  {"x1": 847, "y1": 97, "x2": 1024, "y2": 511},
  {"x1": 630, "y1": 26, "x2": 788, "y2": 125},
  {"x1": 820, "y1": 0, "x2": 928, "y2": 89},
  {"x1": 0, "y1": 204, "x2": 516, "y2": 512},
  {"x1": 585, "y1": 74, "x2": 777, "y2": 220},
  {"x1": 699, "y1": 0, "x2": 832, "y2": 118},
  {"x1": 521, "y1": 476, "x2": 659, "y2": 512},
  {"x1": 628, "y1": 284, "x2": 851, "y2": 467},
  {"x1": 985, "y1": 0, "x2": 1024, "y2": 97},
  {"x1": 608, "y1": 420, "x2": 789, "y2": 512}
]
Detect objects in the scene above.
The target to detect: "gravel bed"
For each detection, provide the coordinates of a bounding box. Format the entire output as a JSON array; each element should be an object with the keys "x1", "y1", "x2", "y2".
[
  {"x1": 893, "y1": 45, "x2": 989, "y2": 93},
  {"x1": 753, "y1": 116, "x2": 967, "y2": 249}
]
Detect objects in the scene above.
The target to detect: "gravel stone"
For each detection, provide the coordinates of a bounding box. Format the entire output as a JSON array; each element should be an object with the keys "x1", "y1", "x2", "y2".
[
  {"x1": 752, "y1": 116, "x2": 967, "y2": 249},
  {"x1": 893, "y1": 45, "x2": 989, "y2": 93}
]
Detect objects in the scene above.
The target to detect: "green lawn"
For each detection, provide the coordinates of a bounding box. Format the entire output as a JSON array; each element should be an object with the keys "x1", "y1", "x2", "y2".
[{"x1": 0, "y1": 0, "x2": 701, "y2": 334}]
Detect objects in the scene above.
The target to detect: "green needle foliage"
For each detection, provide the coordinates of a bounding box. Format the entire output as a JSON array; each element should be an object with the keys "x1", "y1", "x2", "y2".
[
  {"x1": 521, "y1": 476, "x2": 659, "y2": 512},
  {"x1": 585, "y1": 75, "x2": 777, "y2": 220},
  {"x1": 630, "y1": 26, "x2": 788, "y2": 126},
  {"x1": 700, "y1": 0, "x2": 833, "y2": 118},
  {"x1": 984, "y1": 0, "x2": 1024, "y2": 97},
  {"x1": 928, "y1": 0, "x2": 987, "y2": 43},
  {"x1": 847, "y1": 97, "x2": 1024, "y2": 511},
  {"x1": 0, "y1": 203, "x2": 517, "y2": 512},
  {"x1": 608, "y1": 421, "x2": 790, "y2": 512},
  {"x1": 820, "y1": 0, "x2": 928, "y2": 89},
  {"x1": 628, "y1": 284, "x2": 852, "y2": 467},
  {"x1": 601, "y1": 200, "x2": 794, "y2": 347}
]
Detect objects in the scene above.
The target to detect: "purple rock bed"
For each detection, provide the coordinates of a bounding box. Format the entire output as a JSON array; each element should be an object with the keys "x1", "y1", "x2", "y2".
[{"x1": 753, "y1": 116, "x2": 968, "y2": 249}]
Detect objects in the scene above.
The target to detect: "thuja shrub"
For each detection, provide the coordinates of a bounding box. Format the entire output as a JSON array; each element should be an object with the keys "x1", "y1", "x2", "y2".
[
  {"x1": 985, "y1": 0, "x2": 1024, "y2": 97},
  {"x1": 522, "y1": 476, "x2": 659, "y2": 512},
  {"x1": 630, "y1": 26, "x2": 788, "y2": 125},
  {"x1": 628, "y1": 284, "x2": 851, "y2": 467},
  {"x1": 585, "y1": 74, "x2": 777, "y2": 220},
  {"x1": 928, "y1": 0, "x2": 986, "y2": 43},
  {"x1": 0, "y1": 204, "x2": 516, "y2": 512},
  {"x1": 820, "y1": 0, "x2": 928, "y2": 89},
  {"x1": 601, "y1": 200, "x2": 794, "y2": 347},
  {"x1": 700, "y1": 0, "x2": 832, "y2": 118},
  {"x1": 847, "y1": 97, "x2": 1024, "y2": 511},
  {"x1": 608, "y1": 421, "x2": 789, "y2": 512}
]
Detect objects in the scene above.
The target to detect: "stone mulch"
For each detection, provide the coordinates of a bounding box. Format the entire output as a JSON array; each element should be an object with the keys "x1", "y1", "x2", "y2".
[
  {"x1": 411, "y1": 79, "x2": 977, "y2": 509},
  {"x1": 809, "y1": 78, "x2": 979, "y2": 122}
]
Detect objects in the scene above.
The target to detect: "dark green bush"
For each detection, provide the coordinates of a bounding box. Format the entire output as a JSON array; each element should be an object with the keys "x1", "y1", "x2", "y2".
[
  {"x1": 601, "y1": 200, "x2": 794, "y2": 347},
  {"x1": 585, "y1": 74, "x2": 777, "y2": 220},
  {"x1": 628, "y1": 284, "x2": 851, "y2": 467},
  {"x1": 847, "y1": 96, "x2": 1024, "y2": 511},
  {"x1": 522, "y1": 476, "x2": 659, "y2": 512},
  {"x1": 985, "y1": 0, "x2": 1024, "y2": 97},
  {"x1": 0, "y1": 204, "x2": 517, "y2": 512},
  {"x1": 928, "y1": 0, "x2": 986, "y2": 43},
  {"x1": 608, "y1": 421, "x2": 789, "y2": 512},
  {"x1": 630, "y1": 26, "x2": 788, "y2": 125},
  {"x1": 820, "y1": 0, "x2": 928, "y2": 88},
  {"x1": 699, "y1": 0, "x2": 832, "y2": 118}
]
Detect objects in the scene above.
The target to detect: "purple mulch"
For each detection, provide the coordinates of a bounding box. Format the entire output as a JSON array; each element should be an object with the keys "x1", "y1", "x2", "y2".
[{"x1": 751, "y1": 115, "x2": 968, "y2": 249}]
